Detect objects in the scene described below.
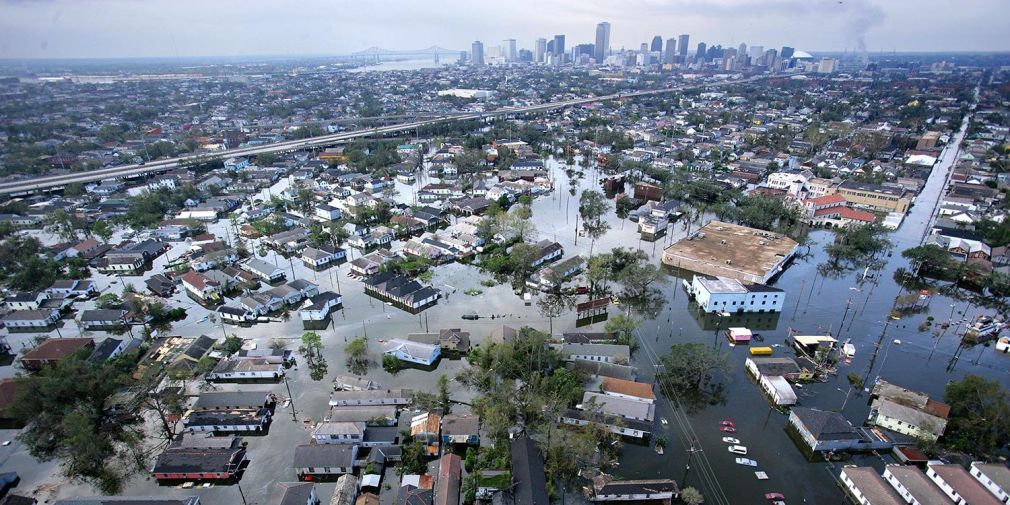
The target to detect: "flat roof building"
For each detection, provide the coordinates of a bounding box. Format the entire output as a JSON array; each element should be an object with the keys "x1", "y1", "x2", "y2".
[{"x1": 662, "y1": 221, "x2": 798, "y2": 284}]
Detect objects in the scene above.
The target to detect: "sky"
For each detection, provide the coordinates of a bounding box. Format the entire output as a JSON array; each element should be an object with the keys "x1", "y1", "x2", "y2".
[{"x1": 0, "y1": 0, "x2": 1007, "y2": 60}]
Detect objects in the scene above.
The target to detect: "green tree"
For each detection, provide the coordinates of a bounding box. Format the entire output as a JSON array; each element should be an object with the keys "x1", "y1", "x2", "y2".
[
  {"x1": 300, "y1": 331, "x2": 328, "y2": 381},
  {"x1": 91, "y1": 220, "x2": 114, "y2": 242},
  {"x1": 943, "y1": 374, "x2": 1010, "y2": 455},
  {"x1": 681, "y1": 487, "x2": 705, "y2": 505},
  {"x1": 537, "y1": 291, "x2": 574, "y2": 334},
  {"x1": 345, "y1": 337, "x2": 369, "y2": 374},
  {"x1": 605, "y1": 314, "x2": 640, "y2": 350},
  {"x1": 657, "y1": 343, "x2": 730, "y2": 409},
  {"x1": 615, "y1": 197, "x2": 634, "y2": 230},
  {"x1": 438, "y1": 374, "x2": 451, "y2": 415},
  {"x1": 222, "y1": 335, "x2": 244, "y2": 354},
  {"x1": 579, "y1": 190, "x2": 611, "y2": 256}
]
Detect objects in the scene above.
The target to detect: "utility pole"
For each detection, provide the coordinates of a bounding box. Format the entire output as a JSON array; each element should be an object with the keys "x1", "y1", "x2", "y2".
[{"x1": 283, "y1": 375, "x2": 297, "y2": 421}]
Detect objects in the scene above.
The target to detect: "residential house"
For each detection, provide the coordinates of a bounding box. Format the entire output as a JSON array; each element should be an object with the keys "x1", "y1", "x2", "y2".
[
  {"x1": 5, "y1": 291, "x2": 48, "y2": 311},
  {"x1": 183, "y1": 408, "x2": 272, "y2": 433},
  {"x1": 530, "y1": 240, "x2": 563, "y2": 267},
  {"x1": 293, "y1": 444, "x2": 357, "y2": 480},
  {"x1": 927, "y1": 463, "x2": 1003, "y2": 505},
  {"x1": 181, "y1": 271, "x2": 222, "y2": 304},
  {"x1": 328, "y1": 389, "x2": 412, "y2": 407},
  {"x1": 87, "y1": 338, "x2": 128, "y2": 363},
  {"x1": 20, "y1": 338, "x2": 93, "y2": 371},
  {"x1": 350, "y1": 249, "x2": 396, "y2": 277},
  {"x1": 882, "y1": 465, "x2": 954, "y2": 505},
  {"x1": 869, "y1": 380, "x2": 950, "y2": 441},
  {"x1": 46, "y1": 280, "x2": 97, "y2": 298},
  {"x1": 600, "y1": 377, "x2": 656, "y2": 404},
  {"x1": 406, "y1": 329, "x2": 471, "y2": 354},
  {"x1": 301, "y1": 245, "x2": 346, "y2": 270},
  {"x1": 788, "y1": 407, "x2": 890, "y2": 453},
  {"x1": 218, "y1": 305, "x2": 257, "y2": 325},
  {"x1": 586, "y1": 475, "x2": 678, "y2": 502},
  {"x1": 970, "y1": 462, "x2": 1010, "y2": 504},
  {"x1": 435, "y1": 454, "x2": 461, "y2": 505},
  {"x1": 510, "y1": 436, "x2": 549, "y2": 505},
  {"x1": 839, "y1": 467, "x2": 906, "y2": 505},
  {"x1": 299, "y1": 292, "x2": 343, "y2": 327},
  {"x1": 384, "y1": 339, "x2": 440, "y2": 366},
  {"x1": 332, "y1": 375, "x2": 382, "y2": 392},
  {"x1": 152, "y1": 436, "x2": 247, "y2": 481},
  {"x1": 79, "y1": 309, "x2": 129, "y2": 331},
  {"x1": 55, "y1": 497, "x2": 199, "y2": 505},
  {"x1": 311, "y1": 421, "x2": 365, "y2": 445},
  {"x1": 206, "y1": 358, "x2": 285, "y2": 381},
  {"x1": 557, "y1": 343, "x2": 630, "y2": 364},
  {"x1": 146, "y1": 274, "x2": 176, "y2": 297},
  {"x1": 244, "y1": 258, "x2": 286, "y2": 283},
  {"x1": 192, "y1": 391, "x2": 275, "y2": 412},
  {"x1": 266, "y1": 482, "x2": 319, "y2": 505},
  {"x1": 363, "y1": 272, "x2": 440, "y2": 312},
  {"x1": 441, "y1": 414, "x2": 480, "y2": 446},
  {"x1": 581, "y1": 392, "x2": 655, "y2": 422},
  {"x1": 528, "y1": 256, "x2": 584, "y2": 291}
]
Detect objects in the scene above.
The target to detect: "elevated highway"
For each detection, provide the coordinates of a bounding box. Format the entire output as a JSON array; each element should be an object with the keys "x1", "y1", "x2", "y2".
[{"x1": 0, "y1": 73, "x2": 783, "y2": 196}]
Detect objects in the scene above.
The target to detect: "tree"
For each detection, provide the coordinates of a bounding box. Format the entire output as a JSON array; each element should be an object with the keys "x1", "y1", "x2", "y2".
[
  {"x1": 438, "y1": 374, "x2": 451, "y2": 415},
  {"x1": 579, "y1": 190, "x2": 611, "y2": 256},
  {"x1": 681, "y1": 487, "x2": 705, "y2": 505},
  {"x1": 943, "y1": 374, "x2": 1010, "y2": 455},
  {"x1": 12, "y1": 351, "x2": 138, "y2": 493},
  {"x1": 823, "y1": 222, "x2": 891, "y2": 273},
  {"x1": 537, "y1": 291, "x2": 574, "y2": 334},
  {"x1": 345, "y1": 337, "x2": 369, "y2": 375},
  {"x1": 509, "y1": 242, "x2": 541, "y2": 289},
  {"x1": 96, "y1": 293, "x2": 122, "y2": 310},
  {"x1": 615, "y1": 259, "x2": 666, "y2": 318},
  {"x1": 657, "y1": 343, "x2": 730, "y2": 408},
  {"x1": 91, "y1": 220, "x2": 114, "y2": 242},
  {"x1": 615, "y1": 197, "x2": 634, "y2": 230},
  {"x1": 45, "y1": 209, "x2": 88, "y2": 242},
  {"x1": 299, "y1": 331, "x2": 328, "y2": 381},
  {"x1": 605, "y1": 314, "x2": 639, "y2": 350}
]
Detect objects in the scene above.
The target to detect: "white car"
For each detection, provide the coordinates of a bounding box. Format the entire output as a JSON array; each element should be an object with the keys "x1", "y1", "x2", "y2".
[
  {"x1": 721, "y1": 437, "x2": 740, "y2": 444},
  {"x1": 735, "y1": 458, "x2": 757, "y2": 467},
  {"x1": 728, "y1": 445, "x2": 748, "y2": 455}
]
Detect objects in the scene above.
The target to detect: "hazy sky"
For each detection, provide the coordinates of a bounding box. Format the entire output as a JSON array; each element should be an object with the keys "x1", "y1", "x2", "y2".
[{"x1": 0, "y1": 0, "x2": 1006, "y2": 59}]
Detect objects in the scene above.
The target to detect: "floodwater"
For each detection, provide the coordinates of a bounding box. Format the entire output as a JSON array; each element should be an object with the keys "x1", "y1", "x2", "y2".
[{"x1": 5, "y1": 115, "x2": 1006, "y2": 504}]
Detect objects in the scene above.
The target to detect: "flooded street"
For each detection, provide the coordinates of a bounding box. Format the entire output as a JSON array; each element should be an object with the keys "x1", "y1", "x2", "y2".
[{"x1": 4, "y1": 116, "x2": 1006, "y2": 505}]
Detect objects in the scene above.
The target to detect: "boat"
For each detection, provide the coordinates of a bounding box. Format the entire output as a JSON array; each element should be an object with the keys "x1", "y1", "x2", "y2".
[
  {"x1": 660, "y1": 418, "x2": 669, "y2": 426},
  {"x1": 721, "y1": 437, "x2": 740, "y2": 444},
  {"x1": 752, "y1": 333, "x2": 765, "y2": 342},
  {"x1": 523, "y1": 292, "x2": 532, "y2": 306},
  {"x1": 728, "y1": 445, "x2": 748, "y2": 455},
  {"x1": 754, "y1": 471, "x2": 769, "y2": 480},
  {"x1": 842, "y1": 340, "x2": 856, "y2": 358},
  {"x1": 655, "y1": 445, "x2": 664, "y2": 455},
  {"x1": 720, "y1": 420, "x2": 735, "y2": 426},
  {"x1": 726, "y1": 327, "x2": 752, "y2": 345},
  {"x1": 997, "y1": 337, "x2": 1010, "y2": 353},
  {"x1": 720, "y1": 426, "x2": 737, "y2": 433},
  {"x1": 462, "y1": 311, "x2": 479, "y2": 320},
  {"x1": 964, "y1": 315, "x2": 1004, "y2": 343},
  {"x1": 735, "y1": 458, "x2": 757, "y2": 467},
  {"x1": 750, "y1": 347, "x2": 773, "y2": 356},
  {"x1": 765, "y1": 493, "x2": 785, "y2": 501}
]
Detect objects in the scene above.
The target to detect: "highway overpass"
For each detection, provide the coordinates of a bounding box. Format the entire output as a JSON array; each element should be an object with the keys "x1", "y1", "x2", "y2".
[{"x1": 0, "y1": 73, "x2": 780, "y2": 196}]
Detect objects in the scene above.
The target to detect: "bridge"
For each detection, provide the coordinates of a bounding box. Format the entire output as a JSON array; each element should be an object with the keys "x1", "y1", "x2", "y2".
[
  {"x1": 0, "y1": 74, "x2": 783, "y2": 196},
  {"x1": 347, "y1": 46, "x2": 464, "y2": 63}
]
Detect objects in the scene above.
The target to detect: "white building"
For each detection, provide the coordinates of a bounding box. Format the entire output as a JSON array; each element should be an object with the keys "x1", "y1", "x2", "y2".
[{"x1": 688, "y1": 275, "x2": 785, "y2": 313}]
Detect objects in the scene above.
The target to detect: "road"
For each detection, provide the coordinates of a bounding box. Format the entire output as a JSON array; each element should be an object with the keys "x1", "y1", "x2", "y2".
[{"x1": 0, "y1": 73, "x2": 789, "y2": 196}]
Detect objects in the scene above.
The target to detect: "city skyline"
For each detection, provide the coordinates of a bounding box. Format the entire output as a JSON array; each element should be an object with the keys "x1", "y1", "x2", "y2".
[{"x1": 0, "y1": 0, "x2": 1008, "y2": 60}]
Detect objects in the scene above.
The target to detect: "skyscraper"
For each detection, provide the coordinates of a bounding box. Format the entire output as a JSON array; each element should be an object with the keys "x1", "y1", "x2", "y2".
[
  {"x1": 594, "y1": 22, "x2": 611, "y2": 63},
  {"x1": 678, "y1": 34, "x2": 690, "y2": 58},
  {"x1": 780, "y1": 46, "x2": 795, "y2": 59},
  {"x1": 471, "y1": 40, "x2": 484, "y2": 66},
  {"x1": 695, "y1": 42, "x2": 706, "y2": 62},
  {"x1": 553, "y1": 35, "x2": 565, "y2": 57},
  {"x1": 650, "y1": 36, "x2": 663, "y2": 53},
  {"x1": 664, "y1": 38, "x2": 677, "y2": 64},
  {"x1": 738, "y1": 43, "x2": 748, "y2": 61},
  {"x1": 503, "y1": 39, "x2": 517, "y2": 61},
  {"x1": 535, "y1": 38, "x2": 547, "y2": 64}
]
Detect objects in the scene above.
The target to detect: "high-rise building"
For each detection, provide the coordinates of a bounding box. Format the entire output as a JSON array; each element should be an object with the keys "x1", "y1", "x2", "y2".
[
  {"x1": 695, "y1": 42, "x2": 707, "y2": 62},
  {"x1": 651, "y1": 36, "x2": 663, "y2": 53},
  {"x1": 640, "y1": 43, "x2": 649, "y2": 54},
  {"x1": 817, "y1": 57, "x2": 837, "y2": 74},
  {"x1": 504, "y1": 39, "x2": 517, "y2": 61},
  {"x1": 594, "y1": 22, "x2": 611, "y2": 63},
  {"x1": 678, "y1": 34, "x2": 690, "y2": 57},
  {"x1": 748, "y1": 45, "x2": 764, "y2": 64},
  {"x1": 519, "y1": 49, "x2": 533, "y2": 62},
  {"x1": 471, "y1": 40, "x2": 485, "y2": 66},
  {"x1": 553, "y1": 35, "x2": 566, "y2": 57},
  {"x1": 738, "y1": 43, "x2": 748, "y2": 61},
  {"x1": 535, "y1": 38, "x2": 547, "y2": 64},
  {"x1": 664, "y1": 38, "x2": 677, "y2": 64},
  {"x1": 764, "y1": 48, "x2": 779, "y2": 69},
  {"x1": 546, "y1": 39, "x2": 555, "y2": 55},
  {"x1": 780, "y1": 46, "x2": 795, "y2": 59}
]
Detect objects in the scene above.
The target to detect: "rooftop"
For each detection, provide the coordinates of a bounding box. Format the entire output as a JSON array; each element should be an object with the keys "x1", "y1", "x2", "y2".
[{"x1": 663, "y1": 220, "x2": 798, "y2": 282}]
